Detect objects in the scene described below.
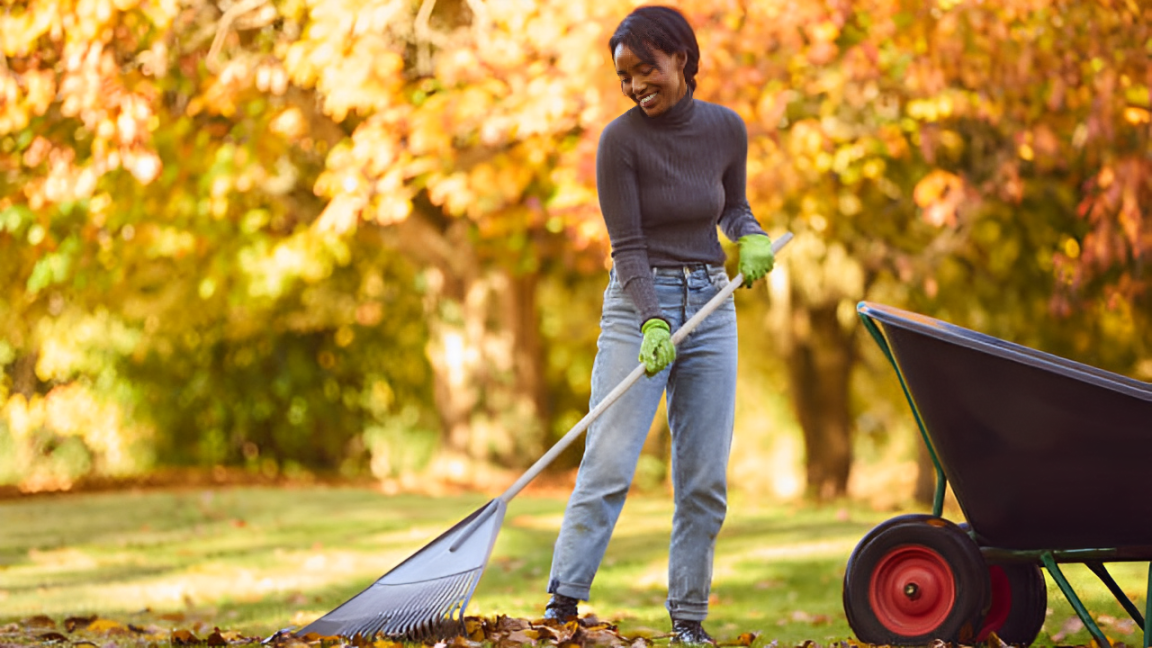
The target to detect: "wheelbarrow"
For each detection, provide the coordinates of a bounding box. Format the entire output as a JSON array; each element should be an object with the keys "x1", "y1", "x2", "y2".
[{"x1": 842, "y1": 301, "x2": 1152, "y2": 647}]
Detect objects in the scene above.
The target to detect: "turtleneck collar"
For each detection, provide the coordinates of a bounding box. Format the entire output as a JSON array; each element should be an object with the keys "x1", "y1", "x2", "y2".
[{"x1": 641, "y1": 86, "x2": 695, "y2": 128}]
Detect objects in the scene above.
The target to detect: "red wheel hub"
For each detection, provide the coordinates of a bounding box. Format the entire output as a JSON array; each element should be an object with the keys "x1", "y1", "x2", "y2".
[
  {"x1": 976, "y1": 565, "x2": 1011, "y2": 641},
  {"x1": 869, "y1": 544, "x2": 957, "y2": 635}
]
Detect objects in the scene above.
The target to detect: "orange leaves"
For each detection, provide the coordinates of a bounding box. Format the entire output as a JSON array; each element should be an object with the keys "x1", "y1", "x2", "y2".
[
  {"x1": 913, "y1": 170, "x2": 966, "y2": 228},
  {"x1": 284, "y1": 0, "x2": 619, "y2": 240},
  {"x1": 804, "y1": 20, "x2": 840, "y2": 66},
  {"x1": 0, "y1": 67, "x2": 55, "y2": 134}
]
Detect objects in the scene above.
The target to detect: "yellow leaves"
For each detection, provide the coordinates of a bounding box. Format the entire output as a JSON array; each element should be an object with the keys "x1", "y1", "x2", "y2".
[
  {"x1": 906, "y1": 95, "x2": 955, "y2": 123},
  {"x1": 1063, "y1": 236, "x2": 1082, "y2": 260},
  {"x1": 316, "y1": 194, "x2": 367, "y2": 234},
  {"x1": 0, "y1": 2, "x2": 58, "y2": 56},
  {"x1": 1123, "y1": 106, "x2": 1150, "y2": 125},
  {"x1": 285, "y1": 0, "x2": 408, "y2": 119},
  {"x1": 256, "y1": 62, "x2": 291, "y2": 96},
  {"x1": 22, "y1": 68, "x2": 55, "y2": 116},
  {"x1": 755, "y1": 89, "x2": 790, "y2": 129},
  {"x1": 1, "y1": 379, "x2": 141, "y2": 492},
  {"x1": 913, "y1": 169, "x2": 965, "y2": 228},
  {"x1": 0, "y1": 67, "x2": 56, "y2": 135},
  {"x1": 271, "y1": 106, "x2": 307, "y2": 140},
  {"x1": 241, "y1": 231, "x2": 351, "y2": 298},
  {"x1": 408, "y1": 102, "x2": 454, "y2": 157},
  {"x1": 427, "y1": 172, "x2": 473, "y2": 218},
  {"x1": 314, "y1": 122, "x2": 416, "y2": 232},
  {"x1": 86, "y1": 618, "x2": 131, "y2": 634}
]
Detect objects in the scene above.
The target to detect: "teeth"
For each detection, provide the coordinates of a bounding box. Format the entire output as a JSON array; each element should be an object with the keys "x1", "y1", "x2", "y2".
[{"x1": 640, "y1": 93, "x2": 657, "y2": 106}]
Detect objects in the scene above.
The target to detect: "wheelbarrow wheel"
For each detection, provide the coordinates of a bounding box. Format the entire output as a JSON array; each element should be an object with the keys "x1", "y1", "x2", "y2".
[
  {"x1": 957, "y1": 522, "x2": 1048, "y2": 647},
  {"x1": 843, "y1": 515, "x2": 990, "y2": 646},
  {"x1": 977, "y1": 563, "x2": 1047, "y2": 646}
]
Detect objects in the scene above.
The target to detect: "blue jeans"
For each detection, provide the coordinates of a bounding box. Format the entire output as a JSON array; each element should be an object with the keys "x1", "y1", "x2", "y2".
[{"x1": 548, "y1": 264, "x2": 738, "y2": 621}]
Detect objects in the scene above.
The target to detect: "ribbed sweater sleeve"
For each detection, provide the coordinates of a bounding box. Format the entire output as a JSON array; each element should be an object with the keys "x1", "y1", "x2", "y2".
[
  {"x1": 596, "y1": 91, "x2": 766, "y2": 326},
  {"x1": 718, "y1": 118, "x2": 765, "y2": 242}
]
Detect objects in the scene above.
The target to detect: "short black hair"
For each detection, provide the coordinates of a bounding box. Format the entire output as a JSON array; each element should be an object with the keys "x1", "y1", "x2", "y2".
[{"x1": 608, "y1": 6, "x2": 700, "y2": 92}]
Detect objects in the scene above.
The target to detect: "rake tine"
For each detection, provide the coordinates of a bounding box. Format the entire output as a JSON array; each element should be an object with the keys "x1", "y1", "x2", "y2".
[
  {"x1": 395, "y1": 578, "x2": 454, "y2": 636},
  {"x1": 362, "y1": 615, "x2": 387, "y2": 639}
]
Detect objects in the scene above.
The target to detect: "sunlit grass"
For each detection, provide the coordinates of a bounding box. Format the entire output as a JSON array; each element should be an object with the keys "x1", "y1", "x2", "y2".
[{"x1": 0, "y1": 486, "x2": 1148, "y2": 646}]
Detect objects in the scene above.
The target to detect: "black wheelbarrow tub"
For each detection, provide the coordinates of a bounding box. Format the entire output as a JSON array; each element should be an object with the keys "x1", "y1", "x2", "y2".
[{"x1": 859, "y1": 302, "x2": 1152, "y2": 552}]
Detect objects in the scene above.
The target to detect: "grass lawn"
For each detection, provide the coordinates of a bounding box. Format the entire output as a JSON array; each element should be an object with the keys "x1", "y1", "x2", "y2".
[{"x1": 0, "y1": 485, "x2": 1145, "y2": 646}]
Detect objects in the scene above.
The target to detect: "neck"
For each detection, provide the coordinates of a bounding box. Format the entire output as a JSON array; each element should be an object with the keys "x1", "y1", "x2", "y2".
[{"x1": 644, "y1": 86, "x2": 694, "y2": 127}]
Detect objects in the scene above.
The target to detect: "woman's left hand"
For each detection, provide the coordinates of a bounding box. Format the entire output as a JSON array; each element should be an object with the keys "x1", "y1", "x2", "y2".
[{"x1": 737, "y1": 234, "x2": 775, "y2": 288}]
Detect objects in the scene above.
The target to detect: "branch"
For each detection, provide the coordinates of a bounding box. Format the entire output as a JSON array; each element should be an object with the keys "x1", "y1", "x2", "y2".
[
  {"x1": 206, "y1": 0, "x2": 270, "y2": 73},
  {"x1": 413, "y1": 0, "x2": 436, "y2": 76}
]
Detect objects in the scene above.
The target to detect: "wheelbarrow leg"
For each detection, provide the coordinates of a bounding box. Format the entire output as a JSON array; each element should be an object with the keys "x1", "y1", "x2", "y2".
[
  {"x1": 1041, "y1": 553, "x2": 1111, "y2": 648},
  {"x1": 1144, "y1": 563, "x2": 1152, "y2": 648},
  {"x1": 1086, "y1": 561, "x2": 1144, "y2": 628}
]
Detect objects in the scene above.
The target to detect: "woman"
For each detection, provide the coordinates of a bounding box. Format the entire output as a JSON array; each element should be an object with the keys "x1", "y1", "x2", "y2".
[{"x1": 543, "y1": 6, "x2": 776, "y2": 645}]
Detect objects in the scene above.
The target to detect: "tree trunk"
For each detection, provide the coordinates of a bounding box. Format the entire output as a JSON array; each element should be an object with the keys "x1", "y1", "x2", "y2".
[
  {"x1": 786, "y1": 303, "x2": 857, "y2": 501},
  {"x1": 8, "y1": 352, "x2": 40, "y2": 398},
  {"x1": 393, "y1": 212, "x2": 549, "y2": 473}
]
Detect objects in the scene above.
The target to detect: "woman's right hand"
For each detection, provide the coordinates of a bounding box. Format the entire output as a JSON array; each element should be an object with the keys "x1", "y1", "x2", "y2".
[{"x1": 639, "y1": 318, "x2": 676, "y2": 375}]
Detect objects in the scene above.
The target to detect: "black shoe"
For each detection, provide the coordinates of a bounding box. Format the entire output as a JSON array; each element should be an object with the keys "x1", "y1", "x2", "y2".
[
  {"x1": 671, "y1": 619, "x2": 715, "y2": 646},
  {"x1": 543, "y1": 593, "x2": 580, "y2": 621}
]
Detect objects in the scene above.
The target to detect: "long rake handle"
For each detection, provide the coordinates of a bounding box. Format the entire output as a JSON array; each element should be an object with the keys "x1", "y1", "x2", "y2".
[{"x1": 497, "y1": 232, "x2": 793, "y2": 504}]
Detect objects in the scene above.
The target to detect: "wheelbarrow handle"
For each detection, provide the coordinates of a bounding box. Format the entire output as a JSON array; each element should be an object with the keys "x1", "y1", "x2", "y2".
[{"x1": 498, "y1": 231, "x2": 793, "y2": 503}]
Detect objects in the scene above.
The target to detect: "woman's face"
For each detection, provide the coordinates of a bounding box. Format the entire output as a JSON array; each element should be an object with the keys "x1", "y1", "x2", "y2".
[{"x1": 613, "y1": 43, "x2": 687, "y2": 117}]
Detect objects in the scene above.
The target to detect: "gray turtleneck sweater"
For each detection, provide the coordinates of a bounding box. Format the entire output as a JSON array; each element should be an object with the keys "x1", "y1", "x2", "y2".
[{"x1": 596, "y1": 89, "x2": 767, "y2": 325}]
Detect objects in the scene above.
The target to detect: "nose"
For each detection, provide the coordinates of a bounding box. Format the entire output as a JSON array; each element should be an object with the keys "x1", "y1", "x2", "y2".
[{"x1": 630, "y1": 78, "x2": 646, "y2": 96}]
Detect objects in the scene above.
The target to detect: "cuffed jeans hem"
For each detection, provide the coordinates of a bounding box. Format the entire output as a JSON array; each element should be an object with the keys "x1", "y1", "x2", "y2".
[
  {"x1": 548, "y1": 579, "x2": 591, "y2": 601},
  {"x1": 666, "y1": 600, "x2": 709, "y2": 621}
]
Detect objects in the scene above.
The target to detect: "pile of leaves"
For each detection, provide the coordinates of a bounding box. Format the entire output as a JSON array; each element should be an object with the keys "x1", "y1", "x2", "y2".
[
  {"x1": 267, "y1": 615, "x2": 762, "y2": 648},
  {"x1": 0, "y1": 614, "x2": 258, "y2": 646},
  {"x1": 0, "y1": 613, "x2": 1115, "y2": 648},
  {"x1": 0, "y1": 613, "x2": 760, "y2": 648}
]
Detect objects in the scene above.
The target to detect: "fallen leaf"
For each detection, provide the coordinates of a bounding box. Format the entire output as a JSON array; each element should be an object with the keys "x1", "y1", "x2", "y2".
[
  {"x1": 171, "y1": 628, "x2": 200, "y2": 645},
  {"x1": 496, "y1": 616, "x2": 533, "y2": 632},
  {"x1": 724, "y1": 631, "x2": 760, "y2": 646},
  {"x1": 64, "y1": 615, "x2": 96, "y2": 632},
  {"x1": 449, "y1": 635, "x2": 482, "y2": 648},
  {"x1": 37, "y1": 632, "x2": 69, "y2": 644},
  {"x1": 1051, "y1": 616, "x2": 1085, "y2": 642},
  {"x1": 581, "y1": 626, "x2": 627, "y2": 647},
  {"x1": 87, "y1": 619, "x2": 130, "y2": 635},
  {"x1": 23, "y1": 616, "x2": 56, "y2": 629}
]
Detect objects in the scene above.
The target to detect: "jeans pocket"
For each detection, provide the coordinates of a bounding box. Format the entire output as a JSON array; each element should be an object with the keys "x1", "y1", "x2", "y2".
[{"x1": 709, "y1": 270, "x2": 732, "y2": 292}]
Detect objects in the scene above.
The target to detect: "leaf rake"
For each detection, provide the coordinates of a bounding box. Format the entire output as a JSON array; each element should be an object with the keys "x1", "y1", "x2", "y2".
[{"x1": 287, "y1": 233, "x2": 793, "y2": 643}]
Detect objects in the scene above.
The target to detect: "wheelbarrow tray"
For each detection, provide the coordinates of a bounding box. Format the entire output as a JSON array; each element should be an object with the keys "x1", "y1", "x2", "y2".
[{"x1": 858, "y1": 301, "x2": 1152, "y2": 552}]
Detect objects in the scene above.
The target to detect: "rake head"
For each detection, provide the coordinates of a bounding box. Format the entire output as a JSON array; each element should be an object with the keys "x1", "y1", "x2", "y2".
[{"x1": 293, "y1": 499, "x2": 507, "y2": 642}]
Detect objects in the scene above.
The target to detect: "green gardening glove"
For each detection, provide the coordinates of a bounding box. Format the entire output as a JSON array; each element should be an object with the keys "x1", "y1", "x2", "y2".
[
  {"x1": 738, "y1": 233, "x2": 775, "y2": 288},
  {"x1": 639, "y1": 318, "x2": 676, "y2": 375}
]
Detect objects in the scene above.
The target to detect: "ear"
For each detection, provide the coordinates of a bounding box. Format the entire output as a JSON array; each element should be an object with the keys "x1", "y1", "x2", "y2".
[{"x1": 673, "y1": 50, "x2": 687, "y2": 72}]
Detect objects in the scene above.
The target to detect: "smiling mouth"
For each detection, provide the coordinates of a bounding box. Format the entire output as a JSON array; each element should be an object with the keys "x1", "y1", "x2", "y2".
[{"x1": 639, "y1": 92, "x2": 658, "y2": 107}]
